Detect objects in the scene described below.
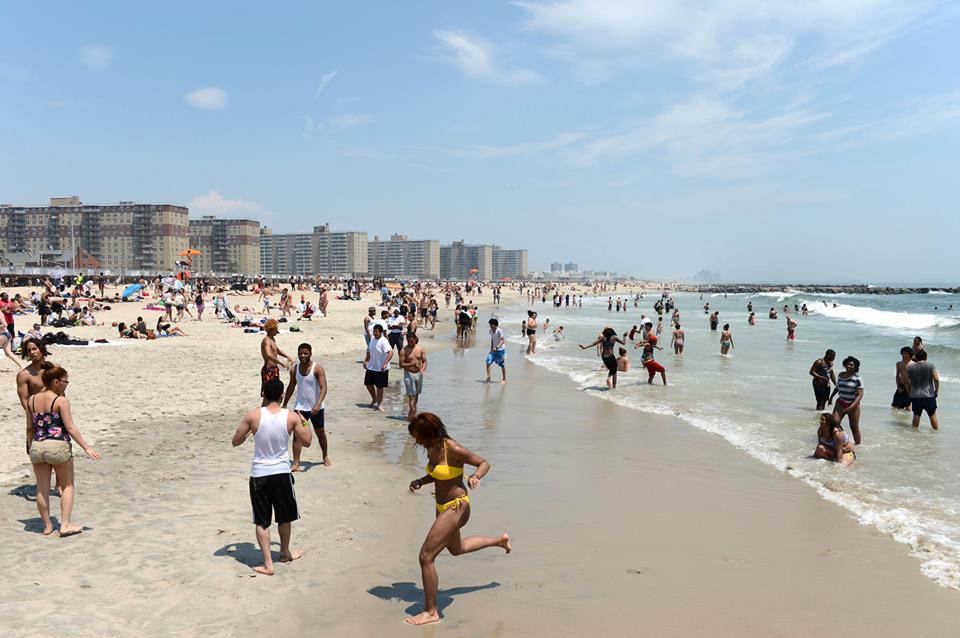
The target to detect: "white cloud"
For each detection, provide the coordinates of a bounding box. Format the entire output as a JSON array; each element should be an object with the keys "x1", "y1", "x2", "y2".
[
  {"x1": 433, "y1": 29, "x2": 542, "y2": 86},
  {"x1": 315, "y1": 71, "x2": 338, "y2": 97},
  {"x1": 328, "y1": 113, "x2": 372, "y2": 129},
  {"x1": 188, "y1": 191, "x2": 261, "y2": 216},
  {"x1": 515, "y1": 0, "x2": 939, "y2": 86},
  {"x1": 460, "y1": 132, "x2": 586, "y2": 159},
  {"x1": 79, "y1": 45, "x2": 115, "y2": 71},
  {"x1": 185, "y1": 87, "x2": 228, "y2": 110}
]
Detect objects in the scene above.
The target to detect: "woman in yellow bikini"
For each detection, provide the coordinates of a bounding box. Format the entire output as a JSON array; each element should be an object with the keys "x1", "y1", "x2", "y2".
[{"x1": 406, "y1": 412, "x2": 511, "y2": 626}]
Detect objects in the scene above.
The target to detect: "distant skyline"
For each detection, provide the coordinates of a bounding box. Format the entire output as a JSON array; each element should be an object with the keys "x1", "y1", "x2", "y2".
[{"x1": 1, "y1": 1, "x2": 959, "y2": 282}]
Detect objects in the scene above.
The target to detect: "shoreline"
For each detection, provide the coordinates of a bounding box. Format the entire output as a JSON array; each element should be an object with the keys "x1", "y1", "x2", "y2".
[{"x1": 1, "y1": 289, "x2": 958, "y2": 636}]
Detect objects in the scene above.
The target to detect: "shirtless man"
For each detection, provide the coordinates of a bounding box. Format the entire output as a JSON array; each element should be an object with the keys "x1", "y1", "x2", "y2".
[
  {"x1": 363, "y1": 306, "x2": 376, "y2": 348},
  {"x1": 260, "y1": 319, "x2": 293, "y2": 403},
  {"x1": 399, "y1": 333, "x2": 427, "y2": 420},
  {"x1": 318, "y1": 287, "x2": 328, "y2": 317},
  {"x1": 17, "y1": 339, "x2": 66, "y2": 490},
  {"x1": 282, "y1": 343, "x2": 330, "y2": 468}
]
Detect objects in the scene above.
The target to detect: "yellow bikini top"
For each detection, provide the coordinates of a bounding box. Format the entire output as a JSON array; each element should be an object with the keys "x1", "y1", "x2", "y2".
[{"x1": 426, "y1": 439, "x2": 463, "y2": 481}]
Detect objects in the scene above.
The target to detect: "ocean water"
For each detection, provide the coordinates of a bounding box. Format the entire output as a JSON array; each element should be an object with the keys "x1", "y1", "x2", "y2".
[{"x1": 500, "y1": 290, "x2": 960, "y2": 589}]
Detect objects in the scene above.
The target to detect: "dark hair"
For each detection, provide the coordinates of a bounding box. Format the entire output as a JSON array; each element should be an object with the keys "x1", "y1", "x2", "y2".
[
  {"x1": 20, "y1": 337, "x2": 49, "y2": 360},
  {"x1": 41, "y1": 364, "x2": 68, "y2": 388},
  {"x1": 489, "y1": 318, "x2": 498, "y2": 326},
  {"x1": 527, "y1": 310, "x2": 534, "y2": 318},
  {"x1": 372, "y1": 323, "x2": 383, "y2": 332},
  {"x1": 619, "y1": 347, "x2": 627, "y2": 356},
  {"x1": 842, "y1": 356, "x2": 860, "y2": 372},
  {"x1": 914, "y1": 336, "x2": 923, "y2": 343},
  {"x1": 723, "y1": 323, "x2": 729, "y2": 330},
  {"x1": 825, "y1": 349, "x2": 835, "y2": 359},
  {"x1": 408, "y1": 412, "x2": 450, "y2": 448},
  {"x1": 601, "y1": 327, "x2": 616, "y2": 338},
  {"x1": 262, "y1": 378, "x2": 284, "y2": 402},
  {"x1": 406, "y1": 333, "x2": 419, "y2": 343},
  {"x1": 915, "y1": 349, "x2": 928, "y2": 362},
  {"x1": 298, "y1": 343, "x2": 312, "y2": 352},
  {"x1": 900, "y1": 346, "x2": 914, "y2": 356}
]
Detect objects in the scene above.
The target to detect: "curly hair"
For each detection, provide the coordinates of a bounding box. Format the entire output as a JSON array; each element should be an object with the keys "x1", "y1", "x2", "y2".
[{"x1": 408, "y1": 412, "x2": 450, "y2": 448}]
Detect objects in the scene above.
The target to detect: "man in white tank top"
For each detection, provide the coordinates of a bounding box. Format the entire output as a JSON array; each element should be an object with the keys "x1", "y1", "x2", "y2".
[
  {"x1": 283, "y1": 342, "x2": 329, "y2": 468},
  {"x1": 232, "y1": 378, "x2": 312, "y2": 576}
]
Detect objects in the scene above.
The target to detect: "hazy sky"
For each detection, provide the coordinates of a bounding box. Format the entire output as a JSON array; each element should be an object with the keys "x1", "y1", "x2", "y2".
[{"x1": 1, "y1": 1, "x2": 958, "y2": 282}]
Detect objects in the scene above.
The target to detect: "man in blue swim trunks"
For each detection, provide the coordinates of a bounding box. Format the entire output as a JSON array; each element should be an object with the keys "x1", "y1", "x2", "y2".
[{"x1": 485, "y1": 318, "x2": 506, "y2": 384}]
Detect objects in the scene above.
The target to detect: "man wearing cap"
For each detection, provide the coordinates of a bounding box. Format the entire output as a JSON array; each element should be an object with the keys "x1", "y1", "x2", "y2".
[
  {"x1": 363, "y1": 306, "x2": 376, "y2": 348},
  {"x1": 260, "y1": 319, "x2": 294, "y2": 403},
  {"x1": 363, "y1": 324, "x2": 393, "y2": 411}
]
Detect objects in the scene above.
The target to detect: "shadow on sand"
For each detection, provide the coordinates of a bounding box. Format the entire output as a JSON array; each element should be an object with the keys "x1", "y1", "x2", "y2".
[
  {"x1": 214, "y1": 542, "x2": 282, "y2": 568},
  {"x1": 367, "y1": 580, "x2": 500, "y2": 617},
  {"x1": 8, "y1": 484, "x2": 60, "y2": 502}
]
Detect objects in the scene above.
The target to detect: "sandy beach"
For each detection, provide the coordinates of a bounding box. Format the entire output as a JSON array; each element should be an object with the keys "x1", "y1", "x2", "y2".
[{"x1": 1, "y1": 285, "x2": 958, "y2": 637}]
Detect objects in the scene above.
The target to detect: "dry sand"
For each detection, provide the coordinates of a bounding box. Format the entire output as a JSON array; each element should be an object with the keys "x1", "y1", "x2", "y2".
[{"x1": 0, "y1": 283, "x2": 957, "y2": 637}]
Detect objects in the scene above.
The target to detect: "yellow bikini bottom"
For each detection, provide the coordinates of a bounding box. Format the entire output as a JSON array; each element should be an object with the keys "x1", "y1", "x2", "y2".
[{"x1": 436, "y1": 494, "x2": 470, "y2": 514}]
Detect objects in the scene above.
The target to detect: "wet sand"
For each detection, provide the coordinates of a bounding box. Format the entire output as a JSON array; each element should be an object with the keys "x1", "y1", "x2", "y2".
[{"x1": 1, "y1": 289, "x2": 958, "y2": 636}]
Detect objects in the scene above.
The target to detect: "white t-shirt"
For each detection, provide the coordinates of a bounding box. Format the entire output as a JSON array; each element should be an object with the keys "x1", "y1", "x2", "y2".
[
  {"x1": 490, "y1": 327, "x2": 505, "y2": 351},
  {"x1": 367, "y1": 336, "x2": 391, "y2": 371},
  {"x1": 387, "y1": 315, "x2": 406, "y2": 334}
]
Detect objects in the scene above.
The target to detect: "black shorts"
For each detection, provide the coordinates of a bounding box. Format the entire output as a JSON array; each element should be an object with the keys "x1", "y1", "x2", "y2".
[
  {"x1": 249, "y1": 473, "x2": 299, "y2": 528},
  {"x1": 388, "y1": 332, "x2": 403, "y2": 349},
  {"x1": 911, "y1": 396, "x2": 937, "y2": 416},
  {"x1": 813, "y1": 380, "x2": 830, "y2": 403},
  {"x1": 602, "y1": 355, "x2": 618, "y2": 377},
  {"x1": 296, "y1": 409, "x2": 325, "y2": 429},
  {"x1": 891, "y1": 385, "x2": 911, "y2": 409},
  {"x1": 364, "y1": 369, "x2": 389, "y2": 387}
]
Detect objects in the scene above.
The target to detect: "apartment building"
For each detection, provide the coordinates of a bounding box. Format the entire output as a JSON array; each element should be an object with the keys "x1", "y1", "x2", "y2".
[
  {"x1": 260, "y1": 224, "x2": 367, "y2": 276},
  {"x1": 492, "y1": 246, "x2": 529, "y2": 279},
  {"x1": 368, "y1": 234, "x2": 440, "y2": 279},
  {"x1": 0, "y1": 196, "x2": 188, "y2": 273},
  {"x1": 439, "y1": 241, "x2": 493, "y2": 280},
  {"x1": 188, "y1": 216, "x2": 261, "y2": 276}
]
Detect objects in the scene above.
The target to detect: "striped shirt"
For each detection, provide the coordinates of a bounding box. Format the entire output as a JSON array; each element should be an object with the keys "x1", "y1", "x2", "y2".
[{"x1": 836, "y1": 374, "x2": 863, "y2": 403}]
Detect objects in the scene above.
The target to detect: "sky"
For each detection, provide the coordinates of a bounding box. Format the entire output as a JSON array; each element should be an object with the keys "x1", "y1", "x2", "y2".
[{"x1": 1, "y1": 1, "x2": 958, "y2": 283}]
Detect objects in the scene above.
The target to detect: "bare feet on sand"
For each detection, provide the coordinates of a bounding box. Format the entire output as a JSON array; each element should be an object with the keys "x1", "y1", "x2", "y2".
[
  {"x1": 42, "y1": 523, "x2": 54, "y2": 536},
  {"x1": 291, "y1": 463, "x2": 303, "y2": 472},
  {"x1": 499, "y1": 533, "x2": 512, "y2": 553},
  {"x1": 323, "y1": 457, "x2": 332, "y2": 467},
  {"x1": 405, "y1": 611, "x2": 441, "y2": 626},
  {"x1": 253, "y1": 565, "x2": 275, "y2": 576},
  {"x1": 59, "y1": 525, "x2": 83, "y2": 538},
  {"x1": 280, "y1": 548, "x2": 304, "y2": 563}
]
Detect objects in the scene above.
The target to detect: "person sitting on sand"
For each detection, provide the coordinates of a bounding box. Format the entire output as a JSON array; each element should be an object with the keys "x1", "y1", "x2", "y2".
[
  {"x1": 155, "y1": 317, "x2": 187, "y2": 337},
  {"x1": 231, "y1": 378, "x2": 311, "y2": 575},
  {"x1": 27, "y1": 364, "x2": 102, "y2": 536},
  {"x1": 406, "y1": 413, "x2": 510, "y2": 626},
  {"x1": 814, "y1": 413, "x2": 855, "y2": 467}
]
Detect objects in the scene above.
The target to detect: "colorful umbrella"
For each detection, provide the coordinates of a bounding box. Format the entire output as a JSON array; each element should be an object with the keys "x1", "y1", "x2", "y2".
[
  {"x1": 178, "y1": 248, "x2": 203, "y2": 256},
  {"x1": 122, "y1": 283, "x2": 144, "y2": 299}
]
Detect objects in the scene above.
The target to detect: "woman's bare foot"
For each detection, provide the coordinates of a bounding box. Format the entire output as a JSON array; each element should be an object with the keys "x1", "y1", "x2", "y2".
[
  {"x1": 499, "y1": 533, "x2": 512, "y2": 553},
  {"x1": 280, "y1": 548, "x2": 304, "y2": 562},
  {"x1": 405, "y1": 611, "x2": 440, "y2": 626},
  {"x1": 59, "y1": 524, "x2": 83, "y2": 538},
  {"x1": 253, "y1": 565, "x2": 275, "y2": 576},
  {"x1": 42, "y1": 523, "x2": 54, "y2": 536},
  {"x1": 323, "y1": 457, "x2": 332, "y2": 467}
]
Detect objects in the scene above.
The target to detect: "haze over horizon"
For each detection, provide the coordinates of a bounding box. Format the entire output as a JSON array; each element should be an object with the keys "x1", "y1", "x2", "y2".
[{"x1": 1, "y1": 1, "x2": 958, "y2": 282}]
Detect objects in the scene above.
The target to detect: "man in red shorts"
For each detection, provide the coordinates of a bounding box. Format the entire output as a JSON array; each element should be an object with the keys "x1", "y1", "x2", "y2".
[
  {"x1": 637, "y1": 333, "x2": 667, "y2": 385},
  {"x1": 260, "y1": 319, "x2": 293, "y2": 402}
]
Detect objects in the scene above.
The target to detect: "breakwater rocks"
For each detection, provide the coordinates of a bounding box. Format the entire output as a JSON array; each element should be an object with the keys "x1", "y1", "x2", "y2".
[{"x1": 681, "y1": 285, "x2": 959, "y2": 296}]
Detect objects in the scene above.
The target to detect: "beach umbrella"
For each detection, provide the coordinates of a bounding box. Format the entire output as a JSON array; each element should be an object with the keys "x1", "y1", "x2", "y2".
[
  {"x1": 49, "y1": 268, "x2": 67, "y2": 280},
  {"x1": 469, "y1": 268, "x2": 479, "y2": 273},
  {"x1": 178, "y1": 248, "x2": 203, "y2": 256},
  {"x1": 122, "y1": 283, "x2": 144, "y2": 299}
]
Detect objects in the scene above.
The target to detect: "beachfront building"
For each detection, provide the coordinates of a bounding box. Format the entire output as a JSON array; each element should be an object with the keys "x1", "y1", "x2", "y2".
[
  {"x1": 0, "y1": 196, "x2": 188, "y2": 273},
  {"x1": 188, "y1": 216, "x2": 260, "y2": 276},
  {"x1": 440, "y1": 241, "x2": 493, "y2": 280},
  {"x1": 260, "y1": 224, "x2": 367, "y2": 277},
  {"x1": 492, "y1": 246, "x2": 529, "y2": 280},
  {"x1": 368, "y1": 234, "x2": 440, "y2": 279}
]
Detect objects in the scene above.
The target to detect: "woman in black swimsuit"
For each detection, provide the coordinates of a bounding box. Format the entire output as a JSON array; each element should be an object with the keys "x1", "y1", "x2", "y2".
[
  {"x1": 580, "y1": 327, "x2": 626, "y2": 389},
  {"x1": 526, "y1": 311, "x2": 538, "y2": 355}
]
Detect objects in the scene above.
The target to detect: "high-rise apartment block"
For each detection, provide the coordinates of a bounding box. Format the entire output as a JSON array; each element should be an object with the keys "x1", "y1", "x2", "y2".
[
  {"x1": 260, "y1": 224, "x2": 367, "y2": 276},
  {"x1": 564, "y1": 262, "x2": 578, "y2": 272},
  {"x1": 550, "y1": 262, "x2": 563, "y2": 273},
  {"x1": 368, "y1": 234, "x2": 440, "y2": 279},
  {"x1": 188, "y1": 216, "x2": 261, "y2": 276},
  {"x1": 0, "y1": 196, "x2": 188, "y2": 273},
  {"x1": 440, "y1": 241, "x2": 493, "y2": 280},
  {"x1": 492, "y1": 246, "x2": 528, "y2": 279}
]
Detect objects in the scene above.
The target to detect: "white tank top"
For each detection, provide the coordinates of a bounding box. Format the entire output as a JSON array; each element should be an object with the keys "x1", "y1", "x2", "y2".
[
  {"x1": 250, "y1": 407, "x2": 291, "y2": 478},
  {"x1": 293, "y1": 362, "x2": 325, "y2": 411}
]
